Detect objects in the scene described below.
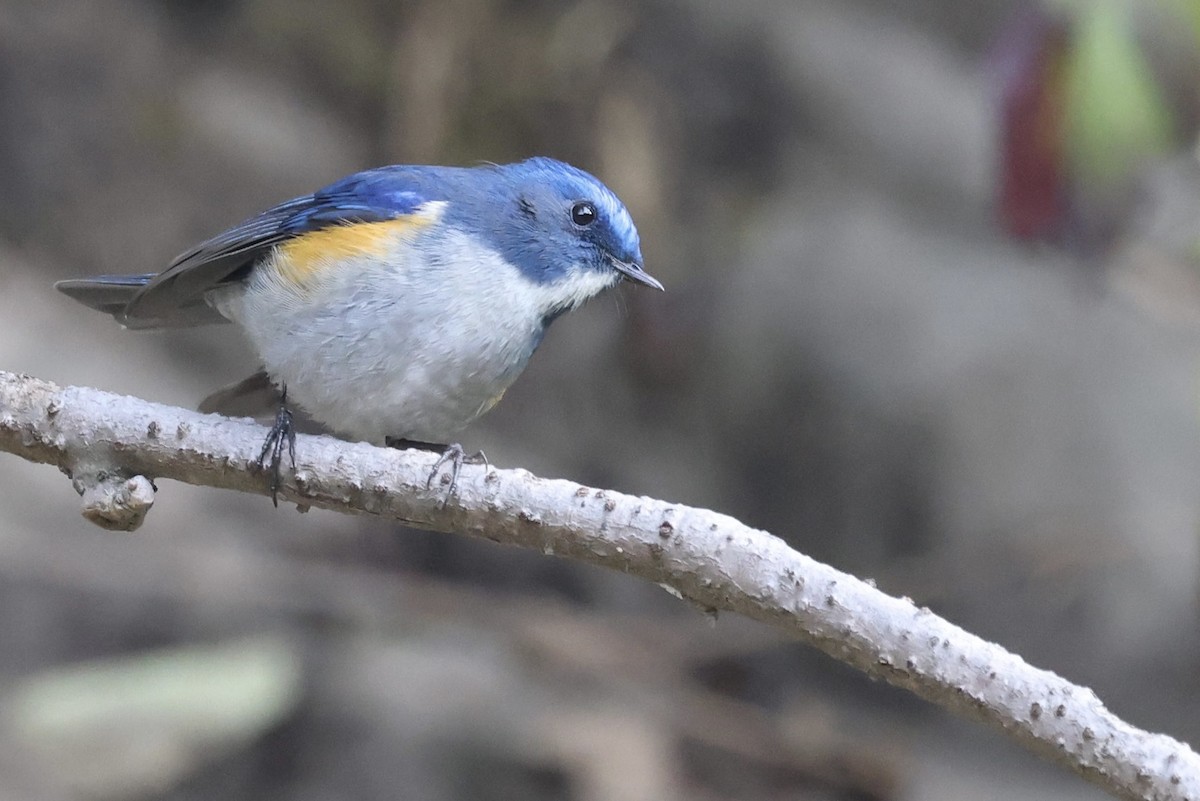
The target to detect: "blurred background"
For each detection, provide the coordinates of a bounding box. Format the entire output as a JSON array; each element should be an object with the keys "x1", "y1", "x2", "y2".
[{"x1": 1, "y1": 0, "x2": 1199, "y2": 798}]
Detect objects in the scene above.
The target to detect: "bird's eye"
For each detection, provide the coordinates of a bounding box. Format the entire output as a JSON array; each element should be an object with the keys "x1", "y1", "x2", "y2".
[{"x1": 570, "y1": 201, "x2": 597, "y2": 227}]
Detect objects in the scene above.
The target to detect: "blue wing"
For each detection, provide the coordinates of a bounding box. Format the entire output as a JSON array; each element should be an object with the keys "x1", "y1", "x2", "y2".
[{"x1": 121, "y1": 168, "x2": 432, "y2": 326}]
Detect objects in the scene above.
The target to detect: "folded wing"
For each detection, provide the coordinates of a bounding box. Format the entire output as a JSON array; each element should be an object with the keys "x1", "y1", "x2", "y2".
[{"x1": 56, "y1": 167, "x2": 432, "y2": 329}]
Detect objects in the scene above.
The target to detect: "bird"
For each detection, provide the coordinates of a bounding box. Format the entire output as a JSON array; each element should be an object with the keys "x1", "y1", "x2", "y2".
[{"x1": 56, "y1": 157, "x2": 663, "y2": 503}]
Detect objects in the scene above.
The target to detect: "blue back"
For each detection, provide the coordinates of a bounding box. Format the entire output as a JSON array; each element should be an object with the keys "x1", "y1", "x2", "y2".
[{"x1": 124, "y1": 157, "x2": 642, "y2": 322}]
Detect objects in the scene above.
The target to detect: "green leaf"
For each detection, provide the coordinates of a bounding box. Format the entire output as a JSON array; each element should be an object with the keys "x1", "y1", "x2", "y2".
[
  {"x1": 1164, "y1": 0, "x2": 1200, "y2": 49},
  {"x1": 1062, "y1": 2, "x2": 1175, "y2": 188},
  {"x1": 6, "y1": 637, "x2": 302, "y2": 797}
]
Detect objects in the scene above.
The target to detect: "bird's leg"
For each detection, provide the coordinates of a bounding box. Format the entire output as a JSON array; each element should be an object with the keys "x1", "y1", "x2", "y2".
[
  {"x1": 258, "y1": 385, "x2": 297, "y2": 507},
  {"x1": 385, "y1": 438, "x2": 487, "y2": 497}
]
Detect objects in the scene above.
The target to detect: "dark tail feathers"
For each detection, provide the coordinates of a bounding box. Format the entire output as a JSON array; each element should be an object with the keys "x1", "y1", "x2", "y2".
[
  {"x1": 55, "y1": 273, "x2": 227, "y2": 329},
  {"x1": 55, "y1": 274, "x2": 154, "y2": 318}
]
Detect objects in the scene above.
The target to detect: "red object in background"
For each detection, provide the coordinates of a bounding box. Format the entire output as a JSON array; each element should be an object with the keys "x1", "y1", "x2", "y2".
[{"x1": 992, "y1": 10, "x2": 1070, "y2": 243}]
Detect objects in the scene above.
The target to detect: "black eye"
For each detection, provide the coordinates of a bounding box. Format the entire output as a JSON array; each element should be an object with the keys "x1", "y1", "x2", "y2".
[{"x1": 570, "y1": 201, "x2": 597, "y2": 227}]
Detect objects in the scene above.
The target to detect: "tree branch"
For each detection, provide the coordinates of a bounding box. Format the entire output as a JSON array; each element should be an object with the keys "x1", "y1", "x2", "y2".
[{"x1": 0, "y1": 369, "x2": 1196, "y2": 800}]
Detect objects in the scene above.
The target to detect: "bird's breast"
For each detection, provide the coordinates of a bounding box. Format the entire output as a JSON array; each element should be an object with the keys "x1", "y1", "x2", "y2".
[{"x1": 209, "y1": 228, "x2": 552, "y2": 443}]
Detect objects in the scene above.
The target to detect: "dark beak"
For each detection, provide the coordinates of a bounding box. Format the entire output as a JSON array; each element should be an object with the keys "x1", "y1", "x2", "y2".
[{"x1": 611, "y1": 258, "x2": 664, "y2": 291}]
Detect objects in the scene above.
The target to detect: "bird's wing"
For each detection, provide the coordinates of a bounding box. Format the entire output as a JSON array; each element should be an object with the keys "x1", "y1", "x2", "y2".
[{"x1": 122, "y1": 168, "x2": 433, "y2": 325}]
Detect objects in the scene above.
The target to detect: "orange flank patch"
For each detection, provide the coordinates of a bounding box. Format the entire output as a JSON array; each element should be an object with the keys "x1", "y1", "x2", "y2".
[
  {"x1": 477, "y1": 388, "x2": 506, "y2": 417},
  {"x1": 275, "y1": 212, "x2": 438, "y2": 286}
]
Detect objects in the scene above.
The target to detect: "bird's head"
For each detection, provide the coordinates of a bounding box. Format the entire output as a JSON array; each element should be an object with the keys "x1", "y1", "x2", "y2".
[{"x1": 462, "y1": 157, "x2": 662, "y2": 318}]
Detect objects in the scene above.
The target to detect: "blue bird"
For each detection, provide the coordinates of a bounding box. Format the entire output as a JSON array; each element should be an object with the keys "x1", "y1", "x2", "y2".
[{"x1": 57, "y1": 157, "x2": 662, "y2": 501}]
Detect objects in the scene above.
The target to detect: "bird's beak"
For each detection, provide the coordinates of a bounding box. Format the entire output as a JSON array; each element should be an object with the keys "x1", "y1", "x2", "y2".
[{"x1": 611, "y1": 258, "x2": 664, "y2": 291}]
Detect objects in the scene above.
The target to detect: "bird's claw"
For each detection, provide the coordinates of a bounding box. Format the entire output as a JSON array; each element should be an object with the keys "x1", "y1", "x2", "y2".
[
  {"x1": 258, "y1": 401, "x2": 296, "y2": 507},
  {"x1": 385, "y1": 438, "x2": 486, "y2": 501},
  {"x1": 426, "y1": 443, "x2": 487, "y2": 498}
]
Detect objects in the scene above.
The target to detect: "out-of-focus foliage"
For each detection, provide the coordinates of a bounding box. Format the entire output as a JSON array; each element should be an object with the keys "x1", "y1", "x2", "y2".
[
  {"x1": 8, "y1": 638, "x2": 301, "y2": 797},
  {"x1": 1062, "y1": 3, "x2": 1174, "y2": 190},
  {"x1": 995, "y1": 0, "x2": 1195, "y2": 249}
]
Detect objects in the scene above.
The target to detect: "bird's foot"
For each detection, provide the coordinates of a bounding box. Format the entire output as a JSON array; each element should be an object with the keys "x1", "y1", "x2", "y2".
[
  {"x1": 258, "y1": 393, "x2": 297, "y2": 507},
  {"x1": 385, "y1": 438, "x2": 487, "y2": 499},
  {"x1": 426, "y1": 443, "x2": 489, "y2": 496}
]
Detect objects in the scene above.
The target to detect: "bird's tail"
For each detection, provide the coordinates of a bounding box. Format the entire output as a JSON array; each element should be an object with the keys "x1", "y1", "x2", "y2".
[
  {"x1": 55, "y1": 274, "x2": 155, "y2": 318},
  {"x1": 55, "y1": 273, "x2": 226, "y2": 329}
]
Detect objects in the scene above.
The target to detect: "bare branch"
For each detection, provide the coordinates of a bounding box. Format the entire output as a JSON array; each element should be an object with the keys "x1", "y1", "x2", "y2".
[{"x1": 0, "y1": 368, "x2": 1196, "y2": 800}]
